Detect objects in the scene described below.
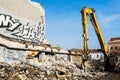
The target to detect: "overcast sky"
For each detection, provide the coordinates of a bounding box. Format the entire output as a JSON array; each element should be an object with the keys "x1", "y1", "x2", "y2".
[{"x1": 32, "y1": 0, "x2": 120, "y2": 50}]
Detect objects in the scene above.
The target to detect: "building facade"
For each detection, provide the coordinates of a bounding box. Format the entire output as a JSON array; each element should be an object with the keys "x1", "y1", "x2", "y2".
[
  {"x1": 89, "y1": 52, "x2": 104, "y2": 60},
  {"x1": 108, "y1": 37, "x2": 120, "y2": 55}
]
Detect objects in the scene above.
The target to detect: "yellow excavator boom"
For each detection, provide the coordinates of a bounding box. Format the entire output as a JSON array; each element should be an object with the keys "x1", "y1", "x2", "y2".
[{"x1": 81, "y1": 7, "x2": 109, "y2": 58}]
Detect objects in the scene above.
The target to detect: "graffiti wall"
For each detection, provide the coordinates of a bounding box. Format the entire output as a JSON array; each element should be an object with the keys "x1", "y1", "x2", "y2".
[
  {"x1": 0, "y1": 46, "x2": 26, "y2": 63},
  {"x1": 0, "y1": 0, "x2": 49, "y2": 63},
  {"x1": 0, "y1": 0, "x2": 49, "y2": 45},
  {"x1": 0, "y1": 12, "x2": 48, "y2": 44}
]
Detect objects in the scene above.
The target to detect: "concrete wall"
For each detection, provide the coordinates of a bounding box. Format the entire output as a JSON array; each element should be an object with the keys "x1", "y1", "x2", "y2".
[
  {"x1": 0, "y1": 46, "x2": 26, "y2": 64},
  {"x1": 0, "y1": 0, "x2": 70, "y2": 64},
  {"x1": 0, "y1": 0, "x2": 48, "y2": 44},
  {"x1": 0, "y1": 0, "x2": 48, "y2": 64},
  {"x1": 0, "y1": 0, "x2": 45, "y2": 23}
]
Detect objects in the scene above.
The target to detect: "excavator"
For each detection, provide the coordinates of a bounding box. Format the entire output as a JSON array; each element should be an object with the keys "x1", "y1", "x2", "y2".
[{"x1": 81, "y1": 7, "x2": 112, "y2": 70}]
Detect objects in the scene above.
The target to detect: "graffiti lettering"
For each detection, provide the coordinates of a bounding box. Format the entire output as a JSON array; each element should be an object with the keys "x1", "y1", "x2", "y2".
[
  {"x1": 0, "y1": 13, "x2": 48, "y2": 44},
  {"x1": 12, "y1": 22, "x2": 47, "y2": 43},
  {"x1": 0, "y1": 14, "x2": 21, "y2": 31}
]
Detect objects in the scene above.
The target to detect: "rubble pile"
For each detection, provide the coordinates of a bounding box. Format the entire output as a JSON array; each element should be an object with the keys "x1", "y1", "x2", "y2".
[
  {"x1": 0, "y1": 57, "x2": 107, "y2": 80},
  {"x1": 84, "y1": 59, "x2": 105, "y2": 72},
  {"x1": 115, "y1": 56, "x2": 120, "y2": 72}
]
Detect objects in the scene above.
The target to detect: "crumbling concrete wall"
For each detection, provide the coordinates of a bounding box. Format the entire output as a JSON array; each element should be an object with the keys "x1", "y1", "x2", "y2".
[
  {"x1": 0, "y1": 0, "x2": 70, "y2": 64},
  {"x1": 69, "y1": 49, "x2": 83, "y2": 67},
  {"x1": 0, "y1": 0, "x2": 48, "y2": 64},
  {"x1": 0, "y1": 0, "x2": 45, "y2": 23},
  {"x1": 0, "y1": 46, "x2": 26, "y2": 64},
  {"x1": 27, "y1": 52, "x2": 69, "y2": 67},
  {"x1": 0, "y1": 0, "x2": 48, "y2": 44}
]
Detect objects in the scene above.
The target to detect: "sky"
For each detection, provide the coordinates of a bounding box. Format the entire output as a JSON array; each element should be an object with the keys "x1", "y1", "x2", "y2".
[{"x1": 32, "y1": 0, "x2": 120, "y2": 50}]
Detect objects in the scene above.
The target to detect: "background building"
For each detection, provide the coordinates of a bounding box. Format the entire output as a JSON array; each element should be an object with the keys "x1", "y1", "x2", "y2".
[{"x1": 108, "y1": 37, "x2": 120, "y2": 55}]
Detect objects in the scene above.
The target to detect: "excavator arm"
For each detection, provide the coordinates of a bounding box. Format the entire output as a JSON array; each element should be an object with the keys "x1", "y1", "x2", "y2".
[{"x1": 81, "y1": 7, "x2": 109, "y2": 59}]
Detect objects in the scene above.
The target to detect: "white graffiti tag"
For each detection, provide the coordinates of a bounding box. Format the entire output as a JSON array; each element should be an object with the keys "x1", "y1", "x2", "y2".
[
  {"x1": 0, "y1": 14, "x2": 21, "y2": 31},
  {"x1": 12, "y1": 23, "x2": 46, "y2": 43}
]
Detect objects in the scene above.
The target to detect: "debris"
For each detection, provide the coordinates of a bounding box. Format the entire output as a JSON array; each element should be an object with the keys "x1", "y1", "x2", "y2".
[{"x1": 0, "y1": 56, "x2": 107, "y2": 80}]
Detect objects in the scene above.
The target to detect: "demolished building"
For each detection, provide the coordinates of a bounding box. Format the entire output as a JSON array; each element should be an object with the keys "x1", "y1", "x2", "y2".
[
  {"x1": 0, "y1": 1, "x2": 111, "y2": 79},
  {"x1": 0, "y1": 0, "x2": 69, "y2": 64}
]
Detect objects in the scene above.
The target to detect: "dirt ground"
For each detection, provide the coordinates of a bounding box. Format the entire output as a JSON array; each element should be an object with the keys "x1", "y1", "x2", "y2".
[{"x1": 96, "y1": 72, "x2": 120, "y2": 80}]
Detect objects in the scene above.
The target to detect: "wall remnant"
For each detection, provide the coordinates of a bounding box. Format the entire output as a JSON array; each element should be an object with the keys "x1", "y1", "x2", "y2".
[
  {"x1": 0, "y1": 9, "x2": 48, "y2": 44},
  {"x1": 0, "y1": 0, "x2": 48, "y2": 63},
  {"x1": 0, "y1": 0, "x2": 69, "y2": 64}
]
